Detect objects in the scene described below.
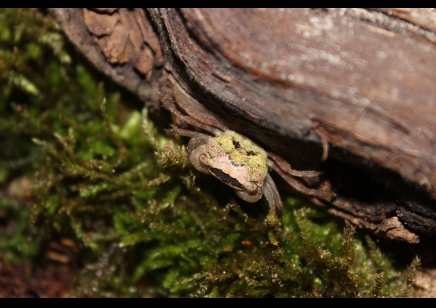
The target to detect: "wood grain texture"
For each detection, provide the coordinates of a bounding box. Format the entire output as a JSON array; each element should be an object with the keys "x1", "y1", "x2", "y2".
[
  {"x1": 52, "y1": 8, "x2": 436, "y2": 243},
  {"x1": 50, "y1": 8, "x2": 163, "y2": 103}
]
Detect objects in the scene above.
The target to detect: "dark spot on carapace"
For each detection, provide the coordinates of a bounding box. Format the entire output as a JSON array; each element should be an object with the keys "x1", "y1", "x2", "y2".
[
  {"x1": 228, "y1": 155, "x2": 243, "y2": 166},
  {"x1": 209, "y1": 167, "x2": 244, "y2": 190},
  {"x1": 230, "y1": 158, "x2": 243, "y2": 167},
  {"x1": 232, "y1": 139, "x2": 241, "y2": 149},
  {"x1": 246, "y1": 151, "x2": 257, "y2": 156}
]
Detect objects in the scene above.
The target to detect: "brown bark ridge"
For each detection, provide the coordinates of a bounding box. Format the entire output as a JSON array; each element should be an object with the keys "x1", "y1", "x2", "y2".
[
  {"x1": 51, "y1": 8, "x2": 436, "y2": 244},
  {"x1": 50, "y1": 8, "x2": 164, "y2": 103}
]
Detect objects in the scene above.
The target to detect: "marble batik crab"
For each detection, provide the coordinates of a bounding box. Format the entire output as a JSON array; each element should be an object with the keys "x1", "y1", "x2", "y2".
[{"x1": 161, "y1": 93, "x2": 323, "y2": 218}]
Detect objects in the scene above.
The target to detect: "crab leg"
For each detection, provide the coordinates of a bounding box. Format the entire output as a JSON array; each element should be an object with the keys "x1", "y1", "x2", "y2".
[
  {"x1": 267, "y1": 151, "x2": 321, "y2": 178},
  {"x1": 268, "y1": 158, "x2": 322, "y2": 197},
  {"x1": 263, "y1": 173, "x2": 284, "y2": 218},
  {"x1": 167, "y1": 127, "x2": 211, "y2": 140},
  {"x1": 160, "y1": 94, "x2": 222, "y2": 136},
  {"x1": 169, "y1": 74, "x2": 229, "y2": 132}
]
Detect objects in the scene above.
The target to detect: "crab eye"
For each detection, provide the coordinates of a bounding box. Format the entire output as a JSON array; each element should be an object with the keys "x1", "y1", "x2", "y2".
[
  {"x1": 246, "y1": 182, "x2": 258, "y2": 193},
  {"x1": 199, "y1": 154, "x2": 208, "y2": 165}
]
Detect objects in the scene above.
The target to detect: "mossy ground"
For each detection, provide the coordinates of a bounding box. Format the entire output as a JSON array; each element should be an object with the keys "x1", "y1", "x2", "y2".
[{"x1": 0, "y1": 8, "x2": 419, "y2": 297}]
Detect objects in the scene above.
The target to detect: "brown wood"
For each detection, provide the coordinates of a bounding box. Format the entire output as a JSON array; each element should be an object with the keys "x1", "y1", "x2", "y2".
[
  {"x1": 51, "y1": 8, "x2": 436, "y2": 244},
  {"x1": 50, "y1": 8, "x2": 163, "y2": 104}
]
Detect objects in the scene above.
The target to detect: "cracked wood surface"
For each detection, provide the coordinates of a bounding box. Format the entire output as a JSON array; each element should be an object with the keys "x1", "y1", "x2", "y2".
[{"x1": 51, "y1": 8, "x2": 436, "y2": 244}]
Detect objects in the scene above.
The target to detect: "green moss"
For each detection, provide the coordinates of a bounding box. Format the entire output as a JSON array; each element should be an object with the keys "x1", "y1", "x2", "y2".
[
  {"x1": 0, "y1": 197, "x2": 42, "y2": 264},
  {"x1": 0, "y1": 8, "x2": 418, "y2": 298}
]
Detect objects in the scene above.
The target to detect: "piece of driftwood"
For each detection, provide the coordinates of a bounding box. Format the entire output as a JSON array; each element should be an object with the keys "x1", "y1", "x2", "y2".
[{"x1": 51, "y1": 8, "x2": 436, "y2": 244}]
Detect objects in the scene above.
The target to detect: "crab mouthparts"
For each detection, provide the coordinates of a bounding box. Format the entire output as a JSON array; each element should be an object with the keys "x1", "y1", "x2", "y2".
[{"x1": 208, "y1": 167, "x2": 244, "y2": 190}]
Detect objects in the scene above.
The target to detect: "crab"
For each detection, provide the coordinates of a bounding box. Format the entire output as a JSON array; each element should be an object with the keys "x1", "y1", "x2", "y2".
[{"x1": 161, "y1": 93, "x2": 323, "y2": 218}]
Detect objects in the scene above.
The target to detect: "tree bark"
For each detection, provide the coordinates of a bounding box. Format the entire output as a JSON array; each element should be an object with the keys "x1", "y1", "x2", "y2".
[{"x1": 51, "y1": 8, "x2": 436, "y2": 244}]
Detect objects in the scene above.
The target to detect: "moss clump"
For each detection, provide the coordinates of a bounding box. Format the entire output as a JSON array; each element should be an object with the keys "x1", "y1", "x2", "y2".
[
  {"x1": 30, "y1": 106, "x2": 417, "y2": 297},
  {"x1": 0, "y1": 8, "x2": 418, "y2": 297}
]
